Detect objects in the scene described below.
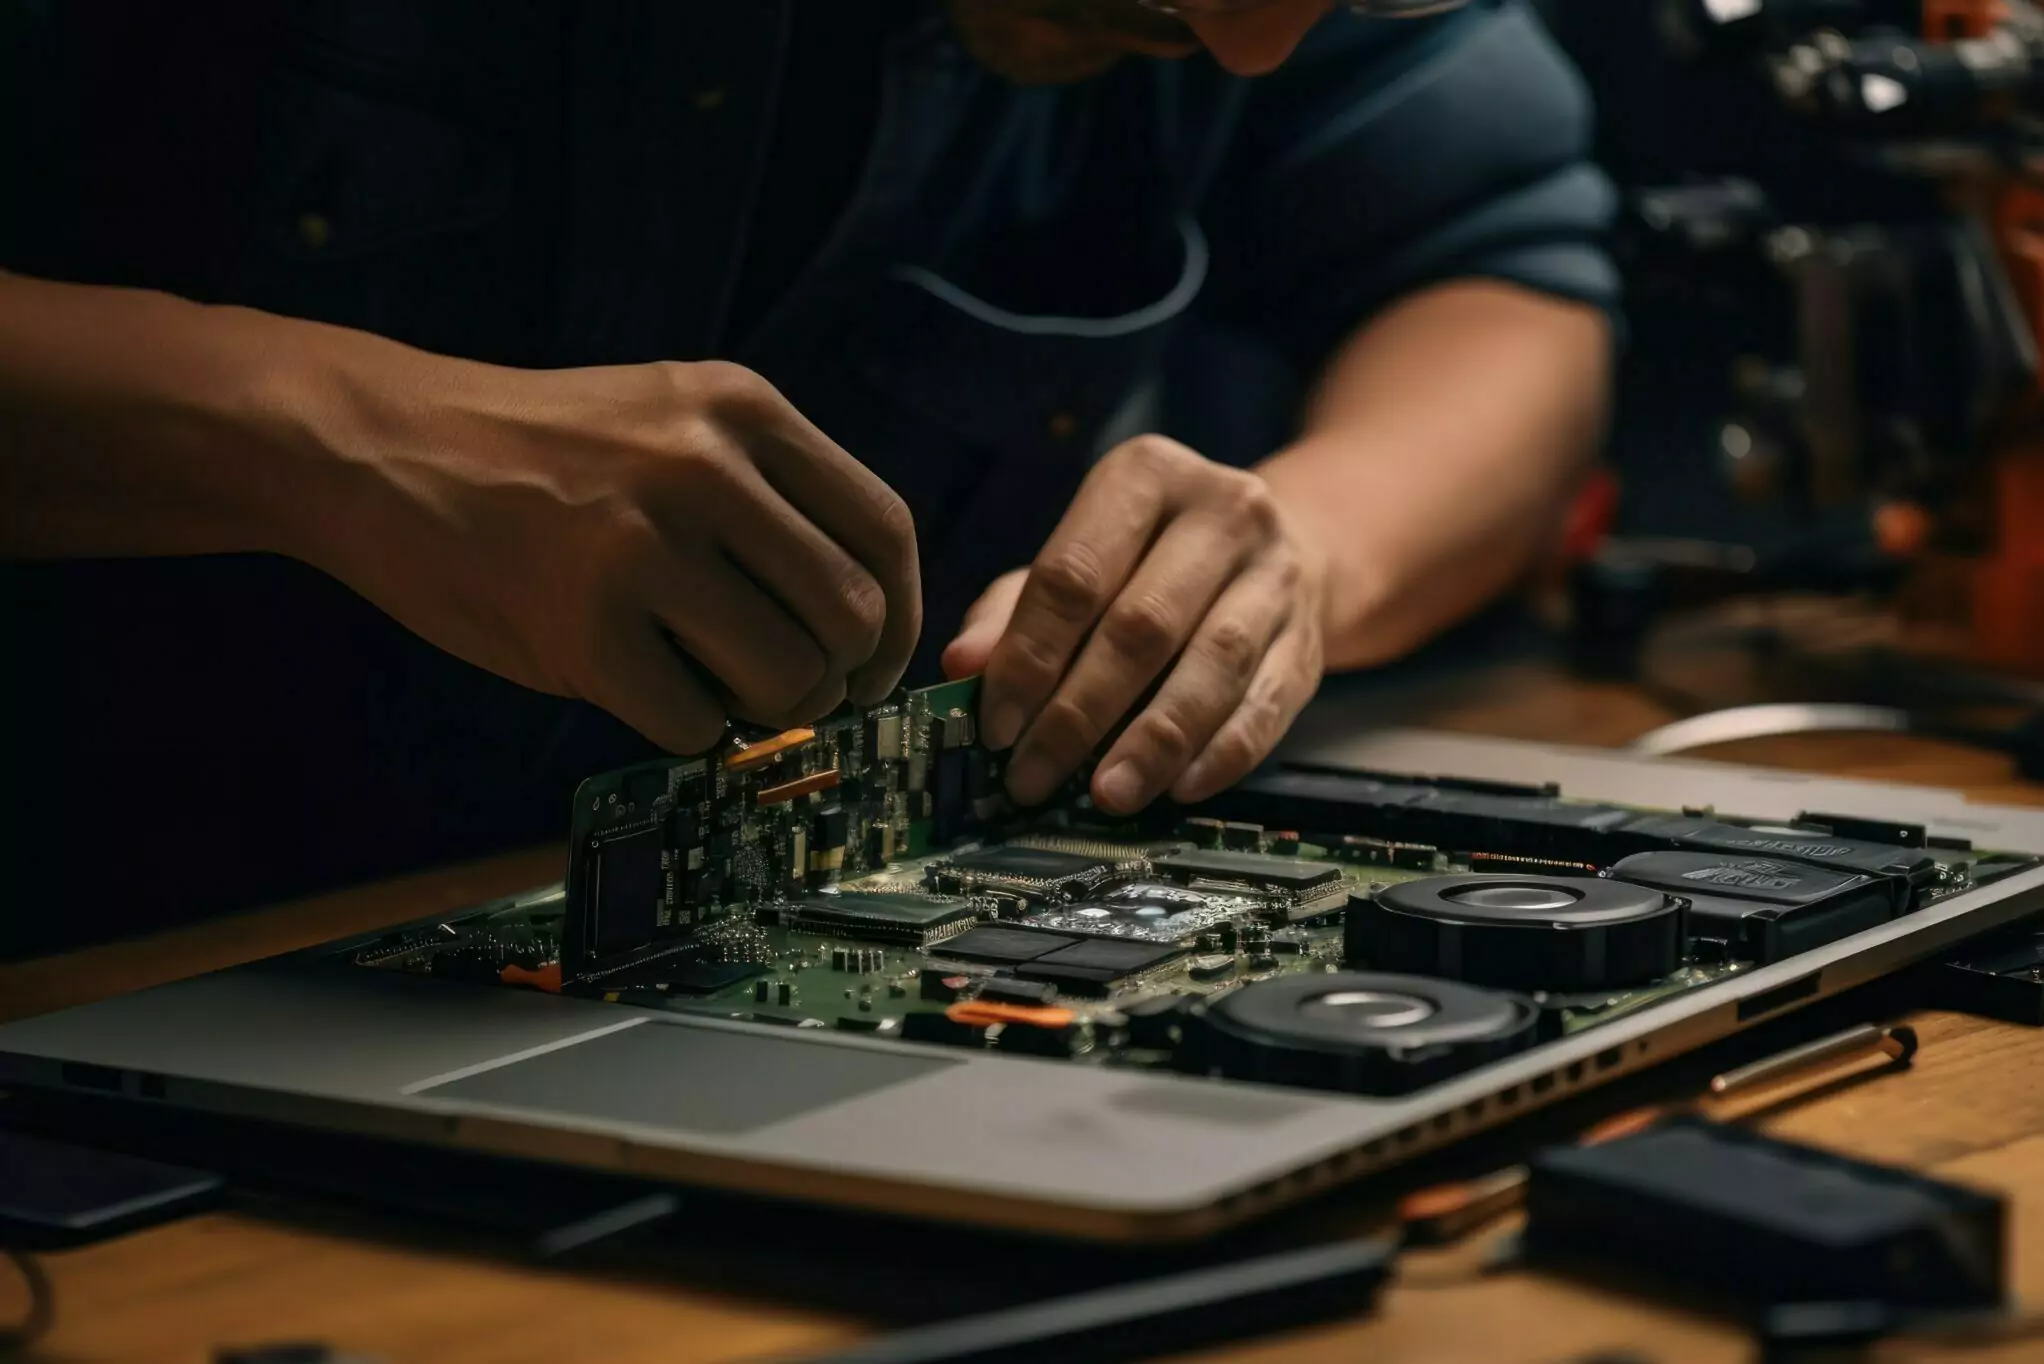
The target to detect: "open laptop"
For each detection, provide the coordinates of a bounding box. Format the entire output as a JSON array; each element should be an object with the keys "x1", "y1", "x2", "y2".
[{"x1": 4, "y1": 691, "x2": 2042, "y2": 1244}]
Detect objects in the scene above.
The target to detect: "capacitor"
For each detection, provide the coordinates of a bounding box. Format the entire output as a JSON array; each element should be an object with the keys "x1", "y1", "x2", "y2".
[
  {"x1": 777, "y1": 981, "x2": 793, "y2": 1007},
  {"x1": 753, "y1": 979, "x2": 769, "y2": 1003},
  {"x1": 1218, "y1": 922, "x2": 1240, "y2": 954},
  {"x1": 832, "y1": 947, "x2": 848, "y2": 972}
]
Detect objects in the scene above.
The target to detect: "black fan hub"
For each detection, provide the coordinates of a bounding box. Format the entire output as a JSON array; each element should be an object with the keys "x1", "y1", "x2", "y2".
[
  {"x1": 1347, "y1": 874, "x2": 1685, "y2": 991},
  {"x1": 1188, "y1": 971, "x2": 1544, "y2": 1096}
]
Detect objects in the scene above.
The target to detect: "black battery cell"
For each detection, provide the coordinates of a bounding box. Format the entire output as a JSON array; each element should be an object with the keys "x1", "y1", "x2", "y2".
[{"x1": 1607, "y1": 850, "x2": 1899, "y2": 964}]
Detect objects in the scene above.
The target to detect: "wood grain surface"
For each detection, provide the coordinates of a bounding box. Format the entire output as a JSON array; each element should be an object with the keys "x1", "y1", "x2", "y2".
[{"x1": 7, "y1": 661, "x2": 2044, "y2": 1364}]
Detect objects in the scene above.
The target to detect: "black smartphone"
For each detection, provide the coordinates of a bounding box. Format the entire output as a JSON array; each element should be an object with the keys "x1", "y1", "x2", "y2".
[{"x1": 0, "y1": 1129, "x2": 223, "y2": 1249}]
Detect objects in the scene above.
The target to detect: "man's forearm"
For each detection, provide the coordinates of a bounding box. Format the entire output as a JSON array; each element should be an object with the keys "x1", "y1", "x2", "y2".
[
  {"x1": 1257, "y1": 279, "x2": 1612, "y2": 671},
  {"x1": 0, "y1": 271, "x2": 347, "y2": 561}
]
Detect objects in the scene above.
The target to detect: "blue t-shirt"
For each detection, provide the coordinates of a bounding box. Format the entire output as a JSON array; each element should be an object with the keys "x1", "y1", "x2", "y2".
[{"x1": 0, "y1": 0, "x2": 1619, "y2": 946}]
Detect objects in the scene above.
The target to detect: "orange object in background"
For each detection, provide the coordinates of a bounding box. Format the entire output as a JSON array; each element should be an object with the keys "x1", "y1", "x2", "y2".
[
  {"x1": 1974, "y1": 180, "x2": 2044, "y2": 673},
  {"x1": 1909, "y1": 5, "x2": 2044, "y2": 674},
  {"x1": 1972, "y1": 447, "x2": 2044, "y2": 673},
  {"x1": 1922, "y1": 0, "x2": 2005, "y2": 40}
]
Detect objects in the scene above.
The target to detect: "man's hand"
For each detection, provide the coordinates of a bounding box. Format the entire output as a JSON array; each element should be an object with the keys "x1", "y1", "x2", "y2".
[
  {"x1": 0, "y1": 276, "x2": 919, "y2": 755},
  {"x1": 943, "y1": 436, "x2": 1327, "y2": 815},
  {"x1": 315, "y1": 357, "x2": 921, "y2": 754}
]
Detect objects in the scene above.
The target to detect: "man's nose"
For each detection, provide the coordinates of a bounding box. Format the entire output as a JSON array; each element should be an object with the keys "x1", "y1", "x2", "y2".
[{"x1": 1183, "y1": 0, "x2": 1329, "y2": 77}]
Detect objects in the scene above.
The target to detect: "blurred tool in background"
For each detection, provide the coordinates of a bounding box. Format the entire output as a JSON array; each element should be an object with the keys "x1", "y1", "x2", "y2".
[{"x1": 1551, "y1": 0, "x2": 2044, "y2": 716}]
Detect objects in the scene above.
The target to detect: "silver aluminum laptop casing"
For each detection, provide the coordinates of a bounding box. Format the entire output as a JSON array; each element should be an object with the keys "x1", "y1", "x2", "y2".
[{"x1": 4, "y1": 729, "x2": 2042, "y2": 1242}]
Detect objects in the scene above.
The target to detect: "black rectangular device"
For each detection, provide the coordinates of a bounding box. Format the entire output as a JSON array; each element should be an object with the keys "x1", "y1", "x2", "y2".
[
  {"x1": 0, "y1": 1129, "x2": 223, "y2": 1250},
  {"x1": 1523, "y1": 1117, "x2": 2006, "y2": 1314},
  {"x1": 1930, "y1": 919, "x2": 2044, "y2": 1024}
]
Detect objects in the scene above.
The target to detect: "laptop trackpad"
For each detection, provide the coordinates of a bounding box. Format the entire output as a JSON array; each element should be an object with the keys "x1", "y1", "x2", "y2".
[{"x1": 413, "y1": 1019, "x2": 955, "y2": 1135}]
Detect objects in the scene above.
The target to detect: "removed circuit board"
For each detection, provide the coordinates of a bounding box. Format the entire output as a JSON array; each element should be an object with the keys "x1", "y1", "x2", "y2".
[{"x1": 560, "y1": 677, "x2": 993, "y2": 982}]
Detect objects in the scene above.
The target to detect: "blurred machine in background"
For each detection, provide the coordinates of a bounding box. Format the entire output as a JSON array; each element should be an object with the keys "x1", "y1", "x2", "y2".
[{"x1": 1552, "y1": 0, "x2": 2044, "y2": 695}]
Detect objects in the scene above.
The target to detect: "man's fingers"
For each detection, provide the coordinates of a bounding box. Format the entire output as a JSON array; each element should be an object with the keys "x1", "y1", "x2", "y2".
[
  {"x1": 593, "y1": 621, "x2": 732, "y2": 755},
  {"x1": 1004, "y1": 516, "x2": 1247, "y2": 807},
  {"x1": 941, "y1": 569, "x2": 1028, "y2": 681},
  {"x1": 644, "y1": 553, "x2": 832, "y2": 725},
  {"x1": 1083, "y1": 563, "x2": 1290, "y2": 813},
  {"x1": 980, "y1": 440, "x2": 1191, "y2": 750},
  {"x1": 701, "y1": 462, "x2": 890, "y2": 681},
  {"x1": 725, "y1": 373, "x2": 922, "y2": 705},
  {"x1": 1169, "y1": 623, "x2": 1321, "y2": 806}
]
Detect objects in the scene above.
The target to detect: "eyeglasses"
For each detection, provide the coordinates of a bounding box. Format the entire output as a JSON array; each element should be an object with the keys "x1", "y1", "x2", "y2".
[{"x1": 1137, "y1": 0, "x2": 1471, "y2": 16}]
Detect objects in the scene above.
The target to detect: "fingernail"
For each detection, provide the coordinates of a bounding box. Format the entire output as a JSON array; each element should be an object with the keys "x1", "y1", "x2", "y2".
[
  {"x1": 982, "y1": 699, "x2": 1025, "y2": 752},
  {"x1": 1094, "y1": 761, "x2": 1146, "y2": 813},
  {"x1": 941, "y1": 632, "x2": 987, "y2": 682}
]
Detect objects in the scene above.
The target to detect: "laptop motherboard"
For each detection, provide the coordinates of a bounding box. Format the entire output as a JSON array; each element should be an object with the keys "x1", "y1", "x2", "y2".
[{"x1": 343, "y1": 677, "x2": 2035, "y2": 1097}]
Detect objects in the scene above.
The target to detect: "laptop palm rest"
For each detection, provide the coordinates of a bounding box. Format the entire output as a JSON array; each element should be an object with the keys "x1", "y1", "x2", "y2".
[{"x1": 412, "y1": 1018, "x2": 955, "y2": 1136}]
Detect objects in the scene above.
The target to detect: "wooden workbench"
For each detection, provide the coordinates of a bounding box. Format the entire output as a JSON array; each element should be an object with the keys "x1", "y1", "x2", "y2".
[{"x1": 8, "y1": 660, "x2": 2044, "y2": 1364}]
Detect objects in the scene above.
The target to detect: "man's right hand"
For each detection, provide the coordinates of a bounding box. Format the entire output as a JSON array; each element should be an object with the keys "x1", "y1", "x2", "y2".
[{"x1": 305, "y1": 355, "x2": 921, "y2": 754}]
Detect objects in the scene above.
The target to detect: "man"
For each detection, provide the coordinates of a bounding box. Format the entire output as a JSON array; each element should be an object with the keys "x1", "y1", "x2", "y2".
[{"x1": 0, "y1": 1, "x2": 1614, "y2": 947}]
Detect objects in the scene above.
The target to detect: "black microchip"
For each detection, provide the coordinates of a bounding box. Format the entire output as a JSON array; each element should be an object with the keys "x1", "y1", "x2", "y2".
[
  {"x1": 1014, "y1": 938, "x2": 1186, "y2": 998},
  {"x1": 591, "y1": 827, "x2": 663, "y2": 953},
  {"x1": 978, "y1": 977, "x2": 1060, "y2": 1007},
  {"x1": 788, "y1": 892, "x2": 976, "y2": 946},
  {"x1": 1151, "y1": 849, "x2": 1342, "y2": 894},
  {"x1": 948, "y1": 846, "x2": 1114, "y2": 880},
  {"x1": 813, "y1": 804, "x2": 850, "y2": 848},
  {"x1": 1028, "y1": 938, "x2": 1185, "y2": 977},
  {"x1": 935, "y1": 927, "x2": 1078, "y2": 964}
]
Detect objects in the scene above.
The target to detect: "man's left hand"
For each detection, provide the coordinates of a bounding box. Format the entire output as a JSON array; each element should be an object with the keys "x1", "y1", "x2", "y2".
[{"x1": 942, "y1": 436, "x2": 1327, "y2": 815}]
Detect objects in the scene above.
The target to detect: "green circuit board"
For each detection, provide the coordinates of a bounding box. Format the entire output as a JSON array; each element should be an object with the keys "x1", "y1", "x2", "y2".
[{"x1": 337, "y1": 675, "x2": 2030, "y2": 1092}]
